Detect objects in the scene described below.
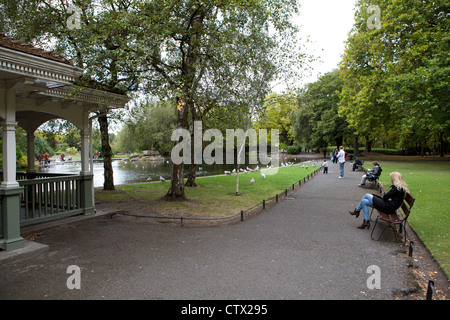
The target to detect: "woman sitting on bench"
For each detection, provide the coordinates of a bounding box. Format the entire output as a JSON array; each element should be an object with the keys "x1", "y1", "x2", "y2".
[
  {"x1": 359, "y1": 161, "x2": 382, "y2": 186},
  {"x1": 349, "y1": 172, "x2": 408, "y2": 229}
]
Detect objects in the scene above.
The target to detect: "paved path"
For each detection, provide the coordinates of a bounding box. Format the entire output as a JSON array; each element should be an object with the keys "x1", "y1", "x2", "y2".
[{"x1": 0, "y1": 162, "x2": 415, "y2": 300}]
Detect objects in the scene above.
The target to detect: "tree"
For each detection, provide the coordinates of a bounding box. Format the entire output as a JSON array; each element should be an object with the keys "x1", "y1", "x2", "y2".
[
  {"x1": 292, "y1": 70, "x2": 348, "y2": 152},
  {"x1": 127, "y1": 0, "x2": 304, "y2": 200},
  {"x1": 115, "y1": 99, "x2": 177, "y2": 155},
  {"x1": 379, "y1": 0, "x2": 450, "y2": 155},
  {"x1": 339, "y1": 0, "x2": 449, "y2": 155},
  {"x1": 1, "y1": 0, "x2": 308, "y2": 197},
  {"x1": 338, "y1": 0, "x2": 392, "y2": 152},
  {"x1": 0, "y1": 0, "x2": 140, "y2": 189},
  {"x1": 257, "y1": 92, "x2": 297, "y2": 146}
]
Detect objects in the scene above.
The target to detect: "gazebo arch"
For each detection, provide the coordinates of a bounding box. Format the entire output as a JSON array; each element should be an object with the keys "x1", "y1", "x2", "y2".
[{"x1": 0, "y1": 35, "x2": 129, "y2": 251}]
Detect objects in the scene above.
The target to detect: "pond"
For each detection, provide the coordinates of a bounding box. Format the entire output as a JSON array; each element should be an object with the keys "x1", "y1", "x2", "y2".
[{"x1": 37, "y1": 155, "x2": 319, "y2": 188}]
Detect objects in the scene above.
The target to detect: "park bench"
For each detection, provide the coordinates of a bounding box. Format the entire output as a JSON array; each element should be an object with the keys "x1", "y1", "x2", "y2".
[{"x1": 370, "y1": 191, "x2": 415, "y2": 243}]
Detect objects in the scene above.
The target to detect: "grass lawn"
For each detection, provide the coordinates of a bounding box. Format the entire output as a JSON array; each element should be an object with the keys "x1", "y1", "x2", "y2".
[
  {"x1": 363, "y1": 160, "x2": 450, "y2": 278},
  {"x1": 95, "y1": 163, "x2": 321, "y2": 218}
]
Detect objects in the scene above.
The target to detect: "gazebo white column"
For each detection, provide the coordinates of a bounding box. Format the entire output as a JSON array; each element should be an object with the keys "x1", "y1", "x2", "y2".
[
  {"x1": 79, "y1": 113, "x2": 94, "y2": 214},
  {"x1": 0, "y1": 83, "x2": 24, "y2": 251},
  {"x1": 1, "y1": 121, "x2": 19, "y2": 187},
  {"x1": 80, "y1": 131, "x2": 91, "y2": 175},
  {"x1": 1, "y1": 85, "x2": 19, "y2": 187}
]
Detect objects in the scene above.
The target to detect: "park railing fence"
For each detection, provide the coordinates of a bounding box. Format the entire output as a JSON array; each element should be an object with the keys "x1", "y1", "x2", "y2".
[{"x1": 0, "y1": 171, "x2": 90, "y2": 227}]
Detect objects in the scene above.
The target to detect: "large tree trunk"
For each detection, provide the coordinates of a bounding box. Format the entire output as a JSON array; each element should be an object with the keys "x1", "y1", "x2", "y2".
[
  {"x1": 353, "y1": 135, "x2": 360, "y2": 156},
  {"x1": 420, "y1": 142, "x2": 425, "y2": 156},
  {"x1": 335, "y1": 137, "x2": 343, "y2": 150},
  {"x1": 98, "y1": 114, "x2": 114, "y2": 190},
  {"x1": 165, "y1": 98, "x2": 190, "y2": 200},
  {"x1": 165, "y1": 161, "x2": 186, "y2": 200},
  {"x1": 166, "y1": 9, "x2": 206, "y2": 198},
  {"x1": 364, "y1": 136, "x2": 372, "y2": 153},
  {"x1": 185, "y1": 162, "x2": 198, "y2": 187}
]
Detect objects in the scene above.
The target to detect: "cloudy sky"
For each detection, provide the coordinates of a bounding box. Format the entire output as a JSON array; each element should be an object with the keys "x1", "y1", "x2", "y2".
[{"x1": 291, "y1": 0, "x2": 358, "y2": 88}]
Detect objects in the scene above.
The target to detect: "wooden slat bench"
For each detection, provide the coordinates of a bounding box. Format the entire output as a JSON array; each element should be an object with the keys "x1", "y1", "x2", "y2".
[{"x1": 370, "y1": 192, "x2": 415, "y2": 243}]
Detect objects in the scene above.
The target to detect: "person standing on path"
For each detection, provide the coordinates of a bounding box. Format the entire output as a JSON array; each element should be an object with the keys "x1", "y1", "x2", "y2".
[
  {"x1": 322, "y1": 159, "x2": 328, "y2": 174},
  {"x1": 337, "y1": 146, "x2": 346, "y2": 178},
  {"x1": 332, "y1": 148, "x2": 338, "y2": 164}
]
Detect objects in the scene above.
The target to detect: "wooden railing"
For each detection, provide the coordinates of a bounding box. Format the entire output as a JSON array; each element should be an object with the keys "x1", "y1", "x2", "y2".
[{"x1": 18, "y1": 174, "x2": 83, "y2": 226}]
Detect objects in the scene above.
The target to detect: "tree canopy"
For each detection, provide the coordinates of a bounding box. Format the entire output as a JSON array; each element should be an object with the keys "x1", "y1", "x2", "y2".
[
  {"x1": 1, "y1": 0, "x2": 307, "y2": 198},
  {"x1": 338, "y1": 0, "x2": 449, "y2": 155},
  {"x1": 291, "y1": 69, "x2": 347, "y2": 152}
]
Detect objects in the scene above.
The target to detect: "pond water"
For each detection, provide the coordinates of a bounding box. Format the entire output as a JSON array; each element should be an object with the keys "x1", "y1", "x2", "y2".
[{"x1": 37, "y1": 155, "x2": 318, "y2": 188}]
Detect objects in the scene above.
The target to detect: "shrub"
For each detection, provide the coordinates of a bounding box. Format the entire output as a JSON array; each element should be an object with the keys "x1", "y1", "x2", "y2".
[{"x1": 286, "y1": 145, "x2": 302, "y2": 154}]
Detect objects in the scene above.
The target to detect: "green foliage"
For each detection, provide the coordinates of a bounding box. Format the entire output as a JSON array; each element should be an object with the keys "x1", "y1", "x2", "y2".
[
  {"x1": 114, "y1": 99, "x2": 177, "y2": 155},
  {"x1": 256, "y1": 91, "x2": 297, "y2": 145},
  {"x1": 339, "y1": 0, "x2": 450, "y2": 154},
  {"x1": 286, "y1": 145, "x2": 301, "y2": 154},
  {"x1": 34, "y1": 134, "x2": 55, "y2": 156},
  {"x1": 1, "y1": 0, "x2": 306, "y2": 196},
  {"x1": 291, "y1": 69, "x2": 348, "y2": 151}
]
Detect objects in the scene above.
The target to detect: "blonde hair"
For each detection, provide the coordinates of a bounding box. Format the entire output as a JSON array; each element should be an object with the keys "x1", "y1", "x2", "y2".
[{"x1": 390, "y1": 172, "x2": 408, "y2": 193}]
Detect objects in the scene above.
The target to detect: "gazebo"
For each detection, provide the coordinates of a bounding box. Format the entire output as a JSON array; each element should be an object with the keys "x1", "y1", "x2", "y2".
[{"x1": 0, "y1": 35, "x2": 129, "y2": 251}]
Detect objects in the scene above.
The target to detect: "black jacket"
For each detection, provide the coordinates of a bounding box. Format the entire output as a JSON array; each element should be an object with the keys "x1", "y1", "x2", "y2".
[{"x1": 372, "y1": 185, "x2": 405, "y2": 214}]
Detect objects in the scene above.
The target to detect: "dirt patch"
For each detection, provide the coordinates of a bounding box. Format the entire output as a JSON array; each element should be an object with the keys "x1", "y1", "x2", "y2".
[
  {"x1": 403, "y1": 239, "x2": 449, "y2": 300},
  {"x1": 95, "y1": 195, "x2": 267, "y2": 228}
]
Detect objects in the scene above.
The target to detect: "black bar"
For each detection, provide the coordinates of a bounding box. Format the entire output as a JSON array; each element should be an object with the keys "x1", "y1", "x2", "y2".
[
  {"x1": 409, "y1": 241, "x2": 414, "y2": 257},
  {"x1": 426, "y1": 280, "x2": 435, "y2": 300}
]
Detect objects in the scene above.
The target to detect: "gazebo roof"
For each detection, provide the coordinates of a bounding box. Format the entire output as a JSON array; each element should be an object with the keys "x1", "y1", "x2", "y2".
[
  {"x1": 0, "y1": 35, "x2": 129, "y2": 129},
  {"x1": 0, "y1": 34, "x2": 74, "y2": 66}
]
